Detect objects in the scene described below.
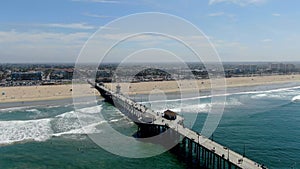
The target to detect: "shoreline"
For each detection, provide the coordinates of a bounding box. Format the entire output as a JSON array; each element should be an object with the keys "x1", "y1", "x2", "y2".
[
  {"x1": 0, "y1": 98, "x2": 73, "y2": 110},
  {"x1": 1, "y1": 74, "x2": 300, "y2": 107},
  {"x1": 105, "y1": 74, "x2": 300, "y2": 95},
  {"x1": 0, "y1": 96, "x2": 103, "y2": 110}
]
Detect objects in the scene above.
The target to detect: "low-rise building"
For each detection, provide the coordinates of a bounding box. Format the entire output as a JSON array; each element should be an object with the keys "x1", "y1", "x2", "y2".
[{"x1": 11, "y1": 71, "x2": 42, "y2": 81}]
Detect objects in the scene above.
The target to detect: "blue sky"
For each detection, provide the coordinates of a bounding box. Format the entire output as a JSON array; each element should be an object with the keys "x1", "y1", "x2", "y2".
[{"x1": 1, "y1": 0, "x2": 300, "y2": 63}]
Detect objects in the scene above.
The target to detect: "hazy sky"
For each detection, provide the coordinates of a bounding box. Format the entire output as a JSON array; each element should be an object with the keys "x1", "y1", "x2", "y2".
[{"x1": 0, "y1": 0, "x2": 300, "y2": 63}]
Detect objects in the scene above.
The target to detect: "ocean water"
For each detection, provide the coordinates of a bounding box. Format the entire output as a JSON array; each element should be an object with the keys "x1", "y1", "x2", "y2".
[{"x1": 1, "y1": 83, "x2": 300, "y2": 169}]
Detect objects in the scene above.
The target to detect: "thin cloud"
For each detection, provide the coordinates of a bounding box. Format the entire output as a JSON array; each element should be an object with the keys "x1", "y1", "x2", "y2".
[
  {"x1": 41, "y1": 23, "x2": 96, "y2": 30},
  {"x1": 83, "y1": 12, "x2": 114, "y2": 18},
  {"x1": 0, "y1": 31, "x2": 91, "y2": 62},
  {"x1": 207, "y1": 12, "x2": 237, "y2": 22},
  {"x1": 71, "y1": 0, "x2": 120, "y2": 3},
  {"x1": 209, "y1": 0, "x2": 267, "y2": 6},
  {"x1": 262, "y1": 38, "x2": 272, "y2": 42},
  {"x1": 272, "y1": 13, "x2": 281, "y2": 17},
  {"x1": 208, "y1": 12, "x2": 225, "y2": 17},
  {"x1": 1, "y1": 23, "x2": 97, "y2": 30},
  {"x1": 0, "y1": 31, "x2": 90, "y2": 44}
]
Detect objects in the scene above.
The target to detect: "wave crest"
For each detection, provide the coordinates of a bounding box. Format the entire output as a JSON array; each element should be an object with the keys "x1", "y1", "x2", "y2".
[
  {"x1": 292, "y1": 95, "x2": 300, "y2": 102},
  {"x1": 0, "y1": 105, "x2": 104, "y2": 146}
]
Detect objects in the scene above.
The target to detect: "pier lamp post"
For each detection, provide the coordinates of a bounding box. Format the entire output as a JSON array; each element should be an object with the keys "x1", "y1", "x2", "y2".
[
  {"x1": 227, "y1": 149, "x2": 230, "y2": 161},
  {"x1": 243, "y1": 144, "x2": 245, "y2": 157}
]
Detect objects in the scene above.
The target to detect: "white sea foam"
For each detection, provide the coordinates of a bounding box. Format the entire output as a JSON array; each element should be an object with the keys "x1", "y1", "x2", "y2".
[
  {"x1": 25, "y1": 109, "x2": 42, "y2": 114},
  {"x1": 0, "y1": 119, "x2": 53, "y2": 145},
  {"x1": 226, "y1": 98, "x2": 243, "y2": 106},
  {"x1": 109, "y1": 119, "x2": 120, "y2": 122},
  {"x1": 109, "y1": 117, "x2": 127, "y2": 123},
  {"x1": 0, "y1": 105, "x2": 105, "y2": 146},
  {"x1": 56, "y1": 105, "x2": 102, "y2": 118},
  {"x1": 292, "y1": 95, "x2": 300, "y2": 102},
  {"x1": 251, "y1": 87, "x2": 300, "y2": 100},
  {"x1": 251, "y1": 94, "x2": 267, "y2": 99},
  {"x1": 53, "y1": 105, "x2": 103, "y2": 134},
  {"x1": 45, "y1": 105, "x2": 64, "y2": 108},
  {"x1": 251, "y1": 93, "x2": 283, "y2": 99},
  {"x1": 169, "y1": 103, "x2": 211, "y2": 113},
  {"x1": 140, "y1": 85, "x2": 300, "y2": 103},
  {"x1": 0, "y1": 106, "x2": 35, "y2": 113},
  {"x1": 52, "y1": 121, "x2": 105, "y2": 137},
  {"x1": 163, "y1": 98, "x2": 241, "y2": 114}
]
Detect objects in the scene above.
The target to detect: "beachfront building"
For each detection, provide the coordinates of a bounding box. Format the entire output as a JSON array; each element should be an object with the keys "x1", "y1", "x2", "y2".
[
  {"x1": 237, "y1": 64, "x2": 258, "y2": 74},
  {"x1": 269, "y1": 63, "x2": 296, "y2": 73},
  {"x1": 11, "y1": 71, "x2": 42, "y2": 81},
  {"x1": 50, "y1": 69, "x2": 73, "y2": 80}
]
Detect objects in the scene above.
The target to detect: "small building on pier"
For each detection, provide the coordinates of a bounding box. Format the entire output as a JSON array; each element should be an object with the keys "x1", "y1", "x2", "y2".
[{"x1": 163, "y1": 110, "x2": 177, "y2": 120}]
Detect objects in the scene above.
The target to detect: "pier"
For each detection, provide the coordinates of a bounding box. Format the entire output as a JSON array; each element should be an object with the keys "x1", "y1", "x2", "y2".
[{"x1": 92, "y1": 82, "x2": 267, "y2": 169}]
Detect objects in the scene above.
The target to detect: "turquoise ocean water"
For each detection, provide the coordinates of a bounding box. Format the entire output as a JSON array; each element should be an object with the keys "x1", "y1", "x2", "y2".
[{"x1": 0, "y1": 83, "x2": 300, "y2": 169}]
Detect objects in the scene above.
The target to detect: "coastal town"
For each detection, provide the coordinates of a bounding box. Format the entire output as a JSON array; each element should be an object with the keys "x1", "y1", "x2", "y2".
[{"x1": 0, "y1": 62, "x2": 299, "y2": 87}]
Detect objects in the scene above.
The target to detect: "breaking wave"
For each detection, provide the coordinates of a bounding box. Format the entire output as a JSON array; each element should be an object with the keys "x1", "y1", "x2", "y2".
[
  {"x1": 141, "y1": 85, "x2": 300, "y2": 104},
  {"x1": 0, "y1": 105, "x2": 105, "y2": 146},
  {"x1": 0, "y1": 119, "x2": 53, "y2": 145},
  {"x1": 291, "y1": 95, "x2": 300, "y2": 102},
  {"x1": 0, "y1": 106, "x2": 35, "y2": 113}
]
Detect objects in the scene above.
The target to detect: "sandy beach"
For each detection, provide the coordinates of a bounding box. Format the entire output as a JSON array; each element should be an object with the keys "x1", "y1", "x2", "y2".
[
  {"x1": 105, "y1": 74, "x2": 300, "y2": 94},
  {"x1": 0, "y1": 84, "x2": 96, "y2": 103},
  {"x1": 1, "y1": 74, "x2": 300, "y2": 103}
]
